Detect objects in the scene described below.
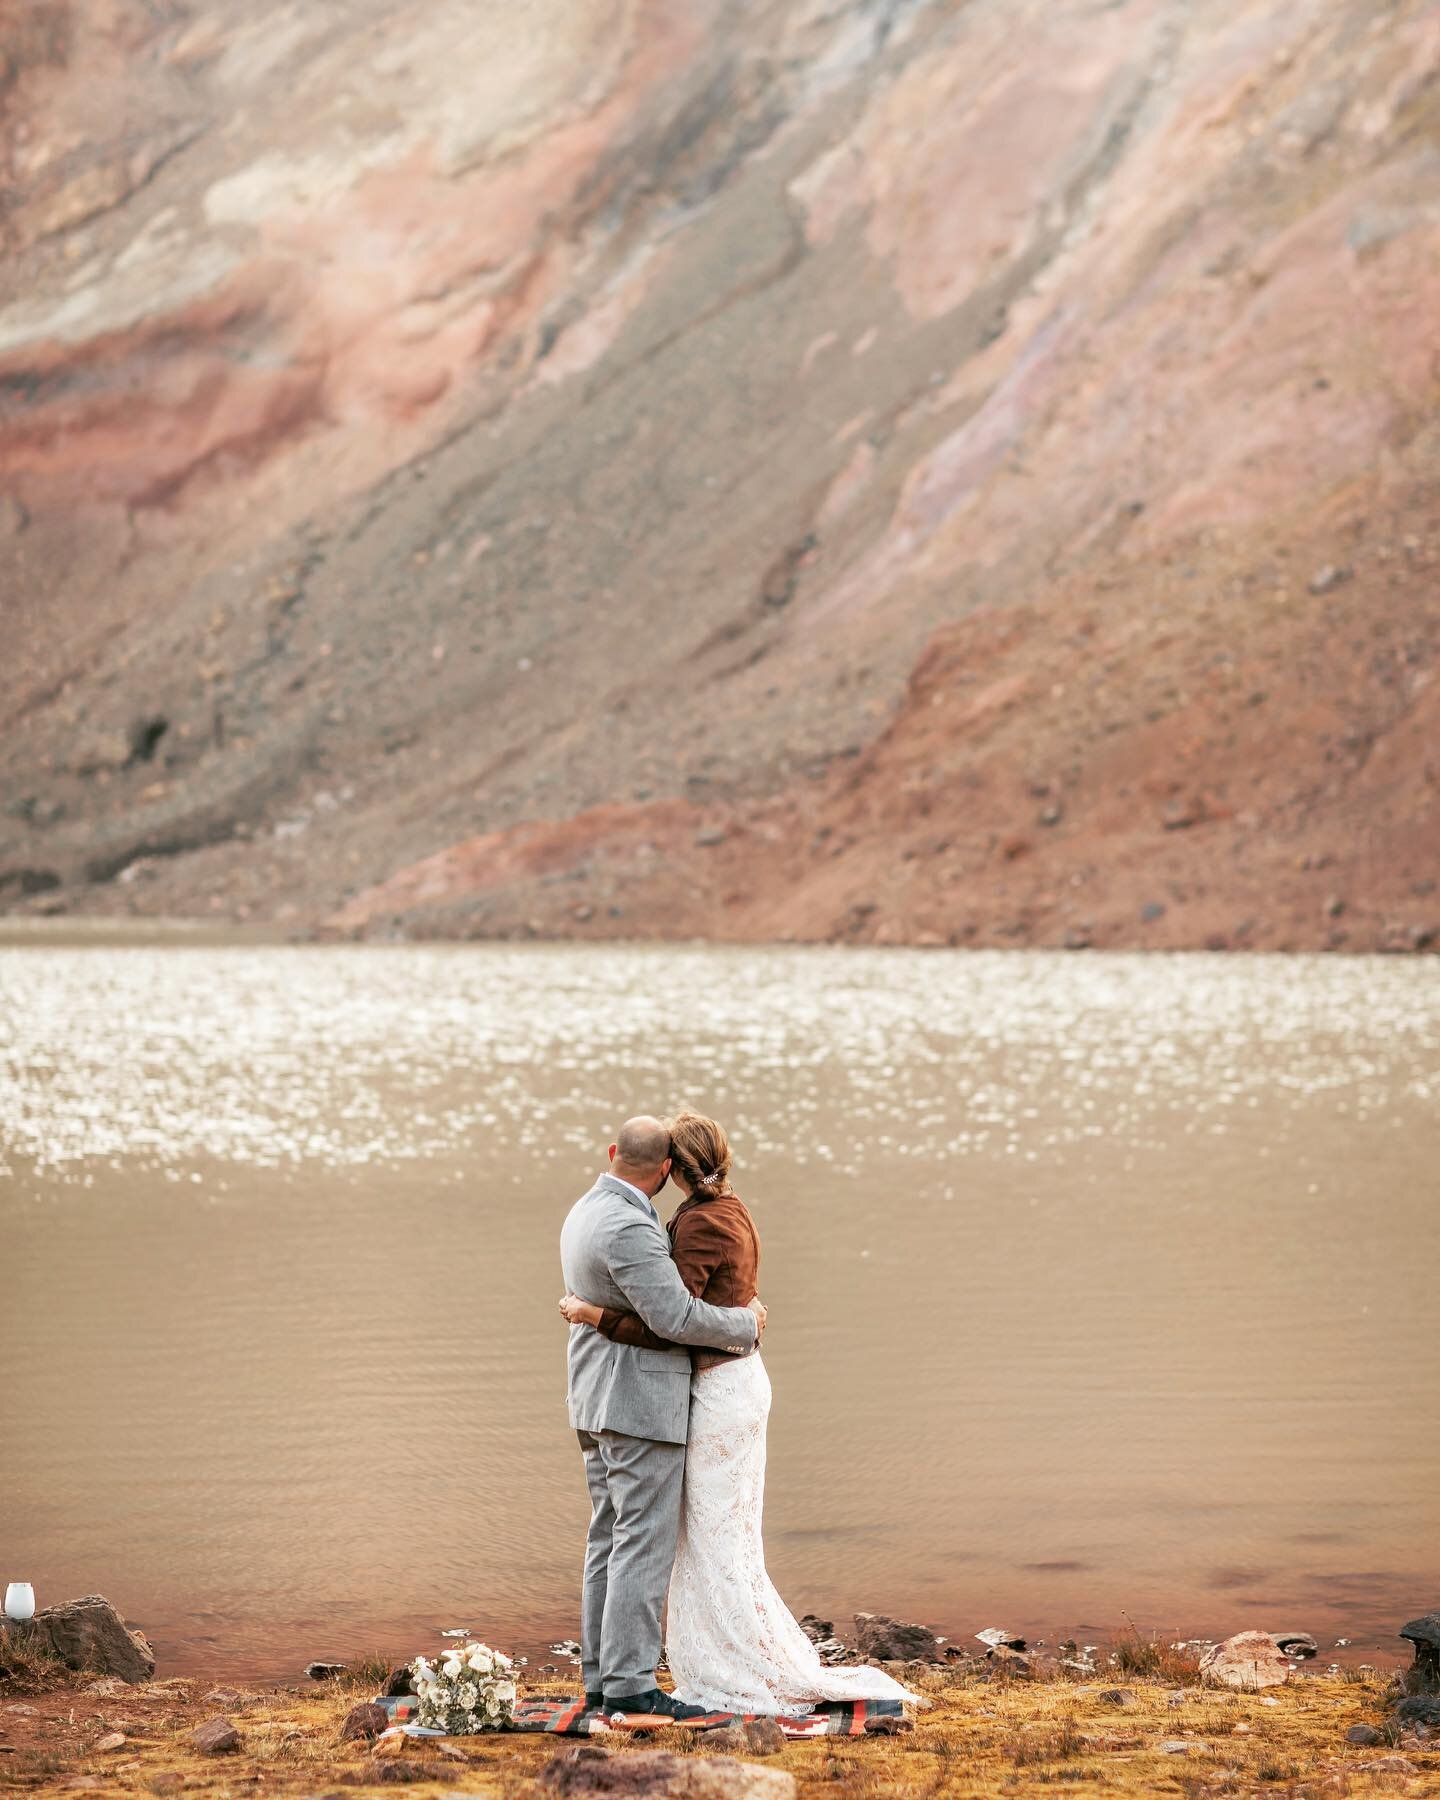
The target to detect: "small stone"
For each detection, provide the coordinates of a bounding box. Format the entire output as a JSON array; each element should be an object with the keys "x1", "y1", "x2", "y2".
[
  {"x1": 694, "y1": 828, "x2": 727, "y2": 848},
  {"x1": 93, "y1": 1731, "x2": 127, "y2": 1752},
  {"x1": 1159, "y1": 1740, "x2": 1191, "y2": 1753},
  {"x1": 1098, "y1": 1689, "x2": 1136, "y2": 1707},
  {"x1": 1140, "y1": 901, "x2": 1166, "y2": 922},
  {"x1": 797, "y1": 1616, "x2": 832, "y2": 1644},
  {"x1": 1346, "y1": 1724, "x2": 1383, "y2": 1745},
  {"x1": 975, "y1": 1629, "x2": 1027, "y2": 1652},
  {"x1": 338, "y1": 1701, "x2": 389, "y2": 1742},
  {"x1": 204, "y1": 1685, "x2": 246, "y2": 1706},
  {"x1": 306, "y1": 1660, "x2": 347, "y2": 1680},
  {"x1": 1200, "y1": 1632, "x2": 1291, "y2": 1690},
  {"x1": 855, "y1": 1613, "x2": 939, "y2": 1661},
  {"x1": 538, "y1": 1745, "x2": 796, "y2": 1800},
  {"x1": 191, "y1": 1715, "x2": 240, "y2": 1753},
  {"x1": 357, "y1": 1758, "x2": 432, "y2": 1784},
  {"x1": 1308, "y1": 564, "x2": 1353, "y2": 595},
  {"x1": 1323, "y1": 896, "x2": 1345, "y2": 919},
  {"x1": 1272, "y1": 1631, "x2": 1318, "y2": 1658},
  {"x1": 1038, "y1": 802, "x2": 1063, "y2": 827}
]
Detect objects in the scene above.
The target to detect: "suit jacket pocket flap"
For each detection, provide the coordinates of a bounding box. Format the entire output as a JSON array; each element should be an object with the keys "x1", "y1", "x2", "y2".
[{"x1": 636, "y1": 1349, "x2": 689, "y2": 1372}]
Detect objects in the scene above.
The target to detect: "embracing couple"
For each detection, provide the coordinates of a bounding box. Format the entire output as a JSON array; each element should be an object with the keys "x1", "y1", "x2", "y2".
[{"x1": 558, "y1": 1111, "x2": 918, "y2": 1720}]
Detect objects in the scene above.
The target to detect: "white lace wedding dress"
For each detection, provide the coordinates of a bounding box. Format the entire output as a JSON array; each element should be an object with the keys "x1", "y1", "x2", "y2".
[{"x1": 665, "y1": 1352, "x2": 922, "y2": 1715}]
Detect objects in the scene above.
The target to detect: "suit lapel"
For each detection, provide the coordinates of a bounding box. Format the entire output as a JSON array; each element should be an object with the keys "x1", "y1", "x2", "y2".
[{"x1": 597, "y1": 1171, "x2": 660, "y2": 1223}]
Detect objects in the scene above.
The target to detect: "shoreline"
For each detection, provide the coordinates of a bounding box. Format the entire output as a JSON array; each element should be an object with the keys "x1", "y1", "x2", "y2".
[{"x1": 1, "y1": 1639, "x2": 1432, "y2": 1799}]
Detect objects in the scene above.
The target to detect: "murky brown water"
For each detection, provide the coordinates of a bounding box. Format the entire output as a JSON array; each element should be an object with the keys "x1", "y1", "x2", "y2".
[{"x1": 2, "y1": 944, "x2": 1436, "y2": 1683}]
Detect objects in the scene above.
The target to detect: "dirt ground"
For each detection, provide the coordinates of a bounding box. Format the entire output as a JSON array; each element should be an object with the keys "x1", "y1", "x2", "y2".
[{"x1": 2, "y1": 1655, "x2": 1436, "y2": 1800}]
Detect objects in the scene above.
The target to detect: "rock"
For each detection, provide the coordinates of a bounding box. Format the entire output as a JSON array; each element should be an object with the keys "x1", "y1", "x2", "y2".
[
  {"x1": 695, "y1": 828, "x2": 727, "y2": 848},
  {"x1": 204, "y1": 1685, "x2": 250, "y2": 1706},
  {"x1": 1097, "y1": 1689, "x2": 1136, "y2": 1708},
  {"x1": 797, "y1": 1616, "x2": 832, "y2": 1644},
  {"x1": 1159, "y1": 1740, "x2": 1191, "y2": 1754},
  {"x1": 854, "y1": 1613, "x2": 939, "y2": 1662},
  {"x1": 92, "y1": 1731, "x2": 126, "y2": 1752},
  {"x1": 1140, "y1": 901, "x2": 1166, "y2": 922},
  {"x1": 338, "y1": 1701, "x2": 389, "y2": 1742},
  {"x1": 975, "y1": 1629, "x2": 1027, "y2": 1652},
  {"x1": 10, "y1": 1595, "x2": 155, "y2": 1684},
  {"x1": 1395, "y1": 1695, "x2": 1440, "y2": 1727},
  {"x1": 1399, "y1": 1612, "x2": 1440, "y2": 1690},
  {"x1": 1199, "y1": 1631, "x2": 1291, "y2": 1690},
  {"x1": 351, "y1": 1759, "x2": 432, "y2": 1784},
  {"x1": 71, "y1": 732, "x2": 134, "y2": 776},
  {"x1": 384, "y1": 1664, "x2": 416, "y2": 1696},
  {"x1": 191, "y1": 1715, "x2": 240, "y2": 1754},
  {"x1": 1272, "y1": 1631, "x2": 1318, "y2": 1659},
  {"x1": 306, "y1": 1660, "x2": 347, "y2": 1680},
  {"x1": 1308, "y1": 564, "x2": 1353, "y2": 595},
  {"x1": 703, "y1": 1718, "x2": 785, "y2": 1756},
  {"x1": 1345, "y1": 1724, "x2": 1383, "y2": 1745},
  {"x1": 538, "y1": 1744, "x2": 797, "y2": 1800}
]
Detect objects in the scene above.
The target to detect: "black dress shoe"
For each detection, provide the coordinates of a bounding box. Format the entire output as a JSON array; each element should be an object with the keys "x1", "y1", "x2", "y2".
[{"x1": 604, "y1": 1687, "x2": 709, "y2": 1720}]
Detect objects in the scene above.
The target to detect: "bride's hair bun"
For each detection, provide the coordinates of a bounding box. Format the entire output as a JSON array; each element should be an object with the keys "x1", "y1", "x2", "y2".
[{"x1": 668, "y1": 1110, "x2": 732, "y2": 1197}]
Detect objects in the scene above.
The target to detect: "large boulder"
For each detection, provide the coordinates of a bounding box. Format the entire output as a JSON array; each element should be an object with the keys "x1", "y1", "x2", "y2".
[
  {"x1": 1399, "y1": 1613, "x2": 1440, "y2": 1692},
  {"x1": 539, "y1": 1745, "x2": 796, "y2": 1800},
  {"x1": 6, "y1": 1595, "x2": 154, "y2": 1684},
  {"x1": 854, "y1": 1613, "x2": 939, "y2": 1662},
  {"x1": 1199, "y1": 1631, "x2": 1291, "y2": 1691}
]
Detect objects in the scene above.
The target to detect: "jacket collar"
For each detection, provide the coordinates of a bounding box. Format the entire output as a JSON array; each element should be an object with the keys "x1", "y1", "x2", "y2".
[{"x1": 597, "y1": 1170, "x2": 660, "y2": 1221}]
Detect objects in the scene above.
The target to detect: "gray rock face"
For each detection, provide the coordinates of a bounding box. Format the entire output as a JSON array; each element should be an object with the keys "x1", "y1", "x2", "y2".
[
  {"x1": 1399, "y1": 1613, "x2": 1440, "y2": 1691},
  {"x1": 1272, "y1": 1632, "x2": 1318, "y2": 1659},
  {"x1": 854, "y1": 1613, "x2": 939, "y2": 1662},
  {"x1": 1395, "y1": 1695, "x2": 1440, "y2": 1727},
  {"x1": 538, "y1": 1745, "x2": 796, "y2": 1800},
  {"x1": 1346, "y1": 1724, "x2": 1383, "y2": 1745},
  {"x1": 6, "y1": 1594, "x2": 155, "y2": 1684}
]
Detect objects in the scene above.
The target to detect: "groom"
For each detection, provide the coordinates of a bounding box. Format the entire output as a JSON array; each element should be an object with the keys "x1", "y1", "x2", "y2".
[{"x1": 560, "y1": 1115, "x2": 766, "y2": 1717}]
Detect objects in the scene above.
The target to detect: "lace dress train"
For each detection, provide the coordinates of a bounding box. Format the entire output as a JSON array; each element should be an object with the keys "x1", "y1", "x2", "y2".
[{"x1": 665, "y1": 1353, "x2": 921, "y2": 1716}]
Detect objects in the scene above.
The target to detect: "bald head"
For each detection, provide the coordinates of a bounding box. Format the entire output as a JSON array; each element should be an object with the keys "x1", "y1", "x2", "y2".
[{"x1": 609, "y1": 1114, "x2": 672, "y2": 1194}]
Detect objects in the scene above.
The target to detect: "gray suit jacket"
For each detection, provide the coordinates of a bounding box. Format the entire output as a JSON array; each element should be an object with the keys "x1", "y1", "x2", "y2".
[{"x1": 561, "y1": 1172, "x2": 758, "y2": 1445}]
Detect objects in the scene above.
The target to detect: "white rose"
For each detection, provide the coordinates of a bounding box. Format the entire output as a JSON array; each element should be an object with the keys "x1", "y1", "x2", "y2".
[
  {"x1": 496, "y1": 1680, "x2": 517, "y2": 1706},
  {"x1": 442, "y1": 1658, "x2": 462, "y2": 1679}
]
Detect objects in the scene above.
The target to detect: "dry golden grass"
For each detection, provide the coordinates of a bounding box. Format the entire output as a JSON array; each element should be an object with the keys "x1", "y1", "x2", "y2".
[{"x1": 1, "y1": 1660, "x2": 1436, "y2": 1799}]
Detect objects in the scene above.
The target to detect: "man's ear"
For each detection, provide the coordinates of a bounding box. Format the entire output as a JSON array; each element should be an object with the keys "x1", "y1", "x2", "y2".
[
  {"x1": 607, "y1": 1142, "x2": 618, "y2": 1164},
  {"x1": 660, "y1": 1156, "x2": 672, "y2": 1179}
]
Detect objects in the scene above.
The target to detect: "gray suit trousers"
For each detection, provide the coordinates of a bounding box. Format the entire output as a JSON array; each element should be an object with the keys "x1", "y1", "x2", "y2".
[{"x1": 577, "y1": 1426, "x2": 685, "y2": 1699}]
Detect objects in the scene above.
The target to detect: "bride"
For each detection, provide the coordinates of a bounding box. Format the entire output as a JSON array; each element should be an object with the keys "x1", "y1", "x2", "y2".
[{"x1": 559, "y1": 1110, "x2": 921, "y2": 1717}]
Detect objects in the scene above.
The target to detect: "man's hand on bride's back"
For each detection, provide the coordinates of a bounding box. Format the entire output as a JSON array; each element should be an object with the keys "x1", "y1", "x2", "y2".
[{"x1": 748, "y1": 1295, "x2": 767, "y2": 1336}]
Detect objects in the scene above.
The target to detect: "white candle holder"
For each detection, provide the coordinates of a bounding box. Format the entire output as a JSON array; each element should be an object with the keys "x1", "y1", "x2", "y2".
[{"x1": 4, "y1": 1583, "x2": 36, "y2": 1623}]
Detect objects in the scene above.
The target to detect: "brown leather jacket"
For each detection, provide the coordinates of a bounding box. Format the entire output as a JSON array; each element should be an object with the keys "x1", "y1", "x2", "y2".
[{"x1": 597, "y1": 1189, "x2": 760, "y2": 1371}]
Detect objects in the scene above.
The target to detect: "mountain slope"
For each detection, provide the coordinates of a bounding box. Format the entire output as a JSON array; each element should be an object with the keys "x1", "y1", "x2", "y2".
[{"x1": 2, "y1": 0, "x2": 1437, "y2": 949}]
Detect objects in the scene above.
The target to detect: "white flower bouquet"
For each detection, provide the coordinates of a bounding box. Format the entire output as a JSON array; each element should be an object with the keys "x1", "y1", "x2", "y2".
[{"x1": 410, "y1": 1641, "x2": 518, "y2": 1733}]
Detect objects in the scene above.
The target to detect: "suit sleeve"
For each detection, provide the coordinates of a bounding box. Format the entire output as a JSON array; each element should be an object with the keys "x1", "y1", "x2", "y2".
[
  {"x1": 605, "y1": 1212, "x2": 757, "y2": 1351},
  {"x1": 597, "y1": 1211, "x2": 733, "y2": 1349}
]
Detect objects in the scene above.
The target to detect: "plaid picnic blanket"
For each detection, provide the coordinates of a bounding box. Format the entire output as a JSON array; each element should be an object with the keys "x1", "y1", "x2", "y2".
[{"x1": 375, "y1": 1692, "x2": 905, "y2": 1738}]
